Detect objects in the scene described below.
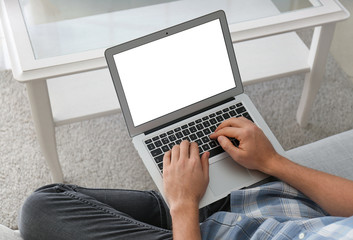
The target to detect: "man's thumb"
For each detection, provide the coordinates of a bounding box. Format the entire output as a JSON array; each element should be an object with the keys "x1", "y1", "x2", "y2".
[{"x1": 218, "y1": 136, "x2": 239, "y2": 159}]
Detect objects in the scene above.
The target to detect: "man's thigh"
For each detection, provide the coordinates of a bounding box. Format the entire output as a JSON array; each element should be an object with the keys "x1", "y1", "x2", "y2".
[{"x1": 18, "y1": 184, "x2": 173, "y2": 240}]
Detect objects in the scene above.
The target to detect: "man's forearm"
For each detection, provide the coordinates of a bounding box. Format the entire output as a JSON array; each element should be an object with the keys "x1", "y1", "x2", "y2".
[{"x1": 267, "y1": 154, "x2": 353, "y2": 217}]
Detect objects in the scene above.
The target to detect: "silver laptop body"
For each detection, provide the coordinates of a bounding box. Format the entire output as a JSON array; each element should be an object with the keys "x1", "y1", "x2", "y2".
[{"x1": 105, "y1": 10, "x2": 285, "y2": 208}]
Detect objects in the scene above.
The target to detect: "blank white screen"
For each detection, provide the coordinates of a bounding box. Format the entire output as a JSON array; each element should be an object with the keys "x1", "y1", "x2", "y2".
[{"x1": 113, "y1": 19, "x2": 236, "y2": 127}]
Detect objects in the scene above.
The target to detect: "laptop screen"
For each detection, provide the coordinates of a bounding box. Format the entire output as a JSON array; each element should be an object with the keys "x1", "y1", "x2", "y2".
[{"x1": 113, "y1": 19, "x2": 236, "y2": 127}]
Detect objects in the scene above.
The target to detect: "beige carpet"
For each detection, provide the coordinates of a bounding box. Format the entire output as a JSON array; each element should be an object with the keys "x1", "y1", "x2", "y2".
[{"x1": 1, "y1": 50, "x2": 353, "y2": 229}]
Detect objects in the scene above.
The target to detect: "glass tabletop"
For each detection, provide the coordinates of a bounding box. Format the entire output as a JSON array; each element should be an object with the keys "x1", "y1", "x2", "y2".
[{"x1": 19, "y1": 0, "x2": 321, "y2": 59}]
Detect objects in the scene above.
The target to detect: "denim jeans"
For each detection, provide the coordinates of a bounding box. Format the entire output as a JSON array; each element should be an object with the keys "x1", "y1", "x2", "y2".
[{"x1": 18, "y1": 184, "x2": 230, "y2": 240}]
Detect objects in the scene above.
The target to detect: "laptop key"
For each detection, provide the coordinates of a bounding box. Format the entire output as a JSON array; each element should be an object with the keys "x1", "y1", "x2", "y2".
[
  {"x1": 236, "y1": 107, "x2": 246, "y2": 114},
  {"x1": 147, "y1": 143, "x2": 155, "y2": 150},
  {"x1": 175, "y1": 132, "x2": 183, "y2": 139},
  {"x1": 202, "y1": 144, "x2": 210, "y2": 151},
  {"x1": 167, "y1": 130, "x2": 174, "y2": 135},
  {"x1": 196, "y1": 124, "x2": 204, "y2": 130},
  {"x1": 169, "y1": 135, "x2": 177, "y2": 141},
  {"x1": 155, "y1": 140, "x2": 162, "y2": 147},
  {"x1": 195, "y1": 139, "x2": 203, "y2": 146},
  {"x1": 229, "y1": 110, "x2": 236, "y2": 117},
  {"x1": 151, "y1": 148, "x2": 162, "y2": 157},
  {"x1": 181, "y1": 124, "x2": 188, "y2": 129},
  {"x1": 196, "y1": 131, "x2": 204, "y2": 138},
  {"x1": 152, "y1": 136, "x2": 159, "y2": 141},
  {"x1": 209, "y1": 146, "x2": 225, "y2": 158},
  {"x1": 190, "y1": 126, "x2": 197, "y2": 133},
  {"x1": 161, "y1": 138, "x2": 169, "y2": 144},
  {"x1": 203, "y1": 128, "x2": 211, "y2": 135},
  {"x1": 199, "y1": 147, "x2": 203, "y2": 154},
  {"x1": 209, "y1": 141, "x2": 217, "y2": 148},
  {"x1": 154, "y1": 155, "x2": 164, "y2": 163},
  {"x1": 210, "y1": 126, "x2": 217, "y2": 132},
  {"x1": 169, "y1": 142, "x2": 176, "y2": 149},
  {"x1": 158, "y1": 162, "x2": 163, "y2": 170},
  {"x1": 202, "y1": 136, "x2": 210, "y2": 143},
  {"x1": 222, "y1": 113, "x2": 230, "y2": 119},
  {"x1": 243, "y1": 112, "x2": 254, "y2": 122},
  {"x1": 174, "y1": 127, "x2": 181, "y2": 132},
  {"x1": 209, "y1": 118, "x2": 217, "y2": 125},
  {"x1": 190, "y1": 134, "x2": 197, "y2": 141},
  {"x1": 216, "y1": 116, "x2": 224, "y2": 122},
  {"x1": 182, "y1": 129, "x2": 190, "y2": 136},
  {"x1": 203, "y1": 121, "x2": 210, "y2": 127},
  {"x1": 162, "y1": 145, "x2": 169, "y2": 152},
  {"x1": 145, "y1": 139, "x2": 152, "y2": 144}
]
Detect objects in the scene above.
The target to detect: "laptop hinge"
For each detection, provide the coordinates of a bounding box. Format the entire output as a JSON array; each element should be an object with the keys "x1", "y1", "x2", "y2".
[{"x1": 144, "y1": 97, "x2": 234, "y2": 135}]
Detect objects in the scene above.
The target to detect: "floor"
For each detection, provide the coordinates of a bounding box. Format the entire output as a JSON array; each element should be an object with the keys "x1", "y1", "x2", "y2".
[{"x1": 1, "y1": 1, "x2": 353, "y2": 82}]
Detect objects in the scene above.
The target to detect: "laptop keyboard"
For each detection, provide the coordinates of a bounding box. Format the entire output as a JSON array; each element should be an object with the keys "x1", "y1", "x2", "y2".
[{"x1": 144, "y1": 102, "x2": 253, "y2": 173}]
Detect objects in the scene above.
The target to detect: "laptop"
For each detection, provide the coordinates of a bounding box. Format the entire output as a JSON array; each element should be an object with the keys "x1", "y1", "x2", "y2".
[{"x1": 105, "y1": 10, "x2": 285, "y2": 208}]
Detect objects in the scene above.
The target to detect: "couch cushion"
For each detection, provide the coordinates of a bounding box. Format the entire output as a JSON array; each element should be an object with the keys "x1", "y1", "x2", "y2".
[
  {"x1": 286, "y1": 129, "x2": 353, "y2": 181},
  {"x1": 0, "y1": 224, "x2": 23, "y2": 240}
]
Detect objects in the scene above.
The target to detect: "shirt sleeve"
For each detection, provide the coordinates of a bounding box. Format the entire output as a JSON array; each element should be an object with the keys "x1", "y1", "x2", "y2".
[{"x1": 200, "y1": 181, "x2": 350, "y2": 240}]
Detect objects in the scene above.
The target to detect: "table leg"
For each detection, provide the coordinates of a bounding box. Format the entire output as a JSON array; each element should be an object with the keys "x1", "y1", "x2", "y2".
[
  {"x1": 296, "y1": 23, "x2": 336, "y2": 127},
  {"x1": 26, "y1": 79, "x2": 64, "y2": 183}
]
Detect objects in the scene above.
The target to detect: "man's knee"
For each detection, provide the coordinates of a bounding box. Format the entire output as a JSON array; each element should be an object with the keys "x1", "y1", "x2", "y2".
[{"x1": 18, "y1": 184, "x2": 73, "y2": 240}]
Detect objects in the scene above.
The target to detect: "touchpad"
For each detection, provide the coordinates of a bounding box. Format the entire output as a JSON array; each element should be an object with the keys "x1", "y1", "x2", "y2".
[{"x1": 209, "y1": 157, "x2": 254, "y2": 196}]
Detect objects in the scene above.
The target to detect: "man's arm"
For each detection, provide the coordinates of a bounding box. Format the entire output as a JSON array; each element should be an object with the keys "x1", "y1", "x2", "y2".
[
  {"x1": 210, "y1": 117, "x2": 353, "y2": 217},
  {"x1": 163, "y1": 141, "x2": 210, "y2": 240},
  {"x1": 268, "y1": 154, "x2": 353, "y2": 217}
]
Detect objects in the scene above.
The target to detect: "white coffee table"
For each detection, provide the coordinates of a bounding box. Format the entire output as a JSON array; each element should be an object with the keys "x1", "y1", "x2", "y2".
[{"x1": 0, "y1": 0, "x2": 349, "y2": 182}]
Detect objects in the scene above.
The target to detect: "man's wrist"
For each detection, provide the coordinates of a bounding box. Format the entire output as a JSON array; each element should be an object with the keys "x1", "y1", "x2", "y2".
[
  {"x1": 262, "y1": 153, "x2": 289, "y2": 177},
  {"x1": 170, "y1": 200, "x2": 201, "y2": 240},
  {"x1": 170, "y1": 200, "x2": 199, "y2": 218}
]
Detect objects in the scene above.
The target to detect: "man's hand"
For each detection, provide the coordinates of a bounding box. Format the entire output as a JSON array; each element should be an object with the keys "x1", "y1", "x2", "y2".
[
  {"x1": 163, "y1": 140, "x2": 209, "y2": 240},
  {"x1": 209, "y1": 117, "x2": 280, "y2": 175},
  {"x1": 163, "y1": 140, "x2": 210, "y2": 210}
]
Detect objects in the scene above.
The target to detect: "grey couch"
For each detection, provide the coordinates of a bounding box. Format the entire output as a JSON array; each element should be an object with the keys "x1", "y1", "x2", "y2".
[{"x1": 1, "y1": 129, "x2": 353, "y2": 240}]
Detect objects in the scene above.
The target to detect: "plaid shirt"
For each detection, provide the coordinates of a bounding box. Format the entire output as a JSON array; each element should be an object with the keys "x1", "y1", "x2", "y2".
[{"x1": 200, "y1": 181, "x2": 353, "y2": 239}]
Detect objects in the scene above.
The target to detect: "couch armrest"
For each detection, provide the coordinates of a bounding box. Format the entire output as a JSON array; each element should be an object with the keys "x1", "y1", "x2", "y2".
[
  {"x1": 0, "y1": 224, "x2": 23, "y2": 240},
  {"x1": 286, "y1": 129, "x2": 353, "y2": 181}
]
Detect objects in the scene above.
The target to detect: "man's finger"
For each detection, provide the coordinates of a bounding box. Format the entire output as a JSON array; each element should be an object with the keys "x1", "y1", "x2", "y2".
[
  {"x1": 189, "y1": 141, "x2": 200, "y2": 158},
  {"x1": 171, "y1": 144, "x2": 180, "y2": 162},
  {"x1": 217, "y1": 136, "x2": 241, "y2": 160},
  {"x1": 163, "y1": 150, "x2": 171, "y2": 174},
  {"x1": 179, "y1": 140, "x2": 190, "y2": 159},
  {"x1": 210, "y1": 127, "x2": 243, "y2": 140},
  {"x1": 214, "y1": 117, "x2": 249, "y2": 132},
  {"x1": 201, "y1": 152, "x2": 210, "y2": 180},
  {"x1": 163, "y1": 150, "x2": 172, "y2": 177}
]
